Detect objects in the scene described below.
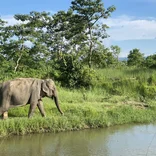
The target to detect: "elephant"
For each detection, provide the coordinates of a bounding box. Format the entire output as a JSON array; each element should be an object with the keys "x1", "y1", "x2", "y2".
[{"x1": 0, "y1": 78, "x2": 64, "y2": 119}]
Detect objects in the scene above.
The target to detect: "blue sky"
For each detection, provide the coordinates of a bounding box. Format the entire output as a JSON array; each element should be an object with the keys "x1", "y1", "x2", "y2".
[{"x1": 1, "y1": 0, "x2": 156, "y2": 57}]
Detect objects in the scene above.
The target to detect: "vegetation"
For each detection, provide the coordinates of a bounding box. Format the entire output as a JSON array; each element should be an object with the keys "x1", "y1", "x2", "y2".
[
  {"x1": 0, "y1": 0, "x2": 156, "y2": 137},
  {"x1": 0, "y1": 68, "x2": 156, "y2": 137},
  {"x1": 127, "y1": 48, "x2": 144, "y2": 67}
]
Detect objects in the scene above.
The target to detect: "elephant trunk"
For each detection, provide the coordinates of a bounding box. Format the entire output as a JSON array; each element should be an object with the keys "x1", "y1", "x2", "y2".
[{"x1": 53, "y1": 96, "x2": 64, "y2": 115}]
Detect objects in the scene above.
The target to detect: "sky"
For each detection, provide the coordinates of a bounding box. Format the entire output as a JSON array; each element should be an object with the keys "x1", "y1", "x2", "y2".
[{"x1": 1, "y1": 0, "x2": 156, "y2": 57}]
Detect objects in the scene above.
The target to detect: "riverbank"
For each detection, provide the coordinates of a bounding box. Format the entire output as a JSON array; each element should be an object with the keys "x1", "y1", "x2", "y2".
[{"x1": 0, "y1": 93, "x2": 156, "y2": 137}]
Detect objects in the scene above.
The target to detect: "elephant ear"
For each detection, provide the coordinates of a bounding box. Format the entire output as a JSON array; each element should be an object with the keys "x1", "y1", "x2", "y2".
[
  {"x1": 41, "y1": 79, "x2": 55, "y2": 96},
  {"x1": 41, "y1": 80, "x2": 50, "y2": 95}
]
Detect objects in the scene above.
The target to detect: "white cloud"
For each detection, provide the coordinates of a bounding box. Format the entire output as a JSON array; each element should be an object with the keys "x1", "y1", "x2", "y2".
[
  {"x1": 104, "y1": 15, "x2": 156, "y2": 41},
  {"x1": 1, "y1": 15, "x2": 21, "y2": 26}
]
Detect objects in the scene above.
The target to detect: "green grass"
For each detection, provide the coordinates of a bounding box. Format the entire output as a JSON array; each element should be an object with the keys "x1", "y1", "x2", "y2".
[
  {"x1": 0, "y1": 92, "x2": 156, "y2": 137},
  {"x1": 1, "y1": 68, "x2": 156, "y2": 137},
  {"x1": 1, "y1": 98, "x2": 156, "y2": 137}
]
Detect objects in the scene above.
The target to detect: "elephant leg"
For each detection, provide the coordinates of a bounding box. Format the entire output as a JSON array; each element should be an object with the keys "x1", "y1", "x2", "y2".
[
  {"x1": 0, "y1": 106, "x2": 9, "y2": 119},
  {"x1": 28, "y1": 104, "x2": 37, "y2": 118},
  {"x1": 37, "y1": 100, "x2": 46, "y2": 117},
  {"x1": 2, "y1": 111, "x2": 8, "y2": 120}
]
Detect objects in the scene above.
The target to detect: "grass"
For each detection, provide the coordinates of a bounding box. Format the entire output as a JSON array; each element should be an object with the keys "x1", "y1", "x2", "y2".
[
  {"x1": 0, "y1": 92, "x2": 156, "y2": 137},
  {"x1": 1, "y1": 98, "x2": 156, "y2": 137},
  {"x1": 0, "y1": 68, "x2": 156, "y2": 137}
]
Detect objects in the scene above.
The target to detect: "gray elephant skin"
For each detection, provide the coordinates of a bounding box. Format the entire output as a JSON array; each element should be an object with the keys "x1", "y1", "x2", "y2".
[{"x1": 0, "y1": 78, "x2": 64, "y2": 119}]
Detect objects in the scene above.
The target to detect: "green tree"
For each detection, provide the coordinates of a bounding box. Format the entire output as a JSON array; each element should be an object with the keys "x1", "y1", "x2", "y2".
[
  {"x1": 0, "y1": 18, "x2": 7, "y2": 45},
  {"x1": 54, "y1": 53, "x2": 95, "y2": 88},
  {"x1": 70, "y1": 0, "x2": 116, "y2": 68},
  {"x1": 45, "y1": 10, "x2": 73, "y2": 59},
  {"x1": 90, "y1": 44, "x2": 108, "y2": 68},
  {"x1": 127, "y1": 49, "x2": 144, "y2": 67},
  {"x1": 3, "y1": 12, "x2": 52, "y2": 73},
  {"x1": 0, "y1": 18, "x2": 17, "y2": 74},
  {"x1": 110, "y1": 45, "x2": 121, "y2": 61},
  {"x1": 145, "y1": 54, "x2": 156, "y2": 69}
]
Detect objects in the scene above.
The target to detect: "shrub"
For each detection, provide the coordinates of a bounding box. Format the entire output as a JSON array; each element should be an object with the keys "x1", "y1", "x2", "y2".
[
  {"x1": 139, "y1": 84, "x2": 156, "y2": 99},
  {"x1": 53, "y1": 54, "x2": 96, "y2": 88}
]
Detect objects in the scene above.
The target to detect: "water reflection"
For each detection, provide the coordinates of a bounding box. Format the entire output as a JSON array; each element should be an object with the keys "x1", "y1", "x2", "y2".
[{"x1": 0, "y1": 124, "x2": 156, "y2": 156}]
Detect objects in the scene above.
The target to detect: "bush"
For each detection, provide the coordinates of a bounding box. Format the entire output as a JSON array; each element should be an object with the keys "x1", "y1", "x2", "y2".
[
  {"x1": 53, "y1": 54, "x2": 96, "y2": 88},
  {"x1": 145, "y1": 54, "x2": 156, "y2": 69},
  {"x1": 139, "y1": 84, "x2": 156, "y2": 99}
]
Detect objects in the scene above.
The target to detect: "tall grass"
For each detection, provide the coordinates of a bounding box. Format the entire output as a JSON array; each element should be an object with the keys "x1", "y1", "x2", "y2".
[{"x1": 95, "y1": 68, "x2": 156, "y2": 99}]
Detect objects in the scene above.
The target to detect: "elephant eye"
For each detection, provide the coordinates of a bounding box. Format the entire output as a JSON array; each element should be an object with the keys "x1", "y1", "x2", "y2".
[
  {"x1": 47, "y1": 83, "x2": 53, "y2": 89},
  {"x1": 49, "y1": 86, "x2": 54, "y2": 90}
]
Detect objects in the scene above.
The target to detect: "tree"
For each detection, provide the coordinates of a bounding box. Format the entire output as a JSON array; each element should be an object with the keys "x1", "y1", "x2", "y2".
[
  {"x1": 145, "y1": 54, "x2": 156, "y2": 69},
  {"x1": 1, "y1": 12, "x2": 52, "y2": 73},
  {"x1": 127, "y1": 49, "x2": 144, "y2": 67},
  {"x1": 110, "y1": 45, "x2": 121, "y2": 66},
  {"x1": 54, "y1": 53, "x2": 95, "y2": 88},
  {"x1": 70, "y1": 0, "x2": 116, "y2": 68},
  {"x1": 0, "y1": 18, "x2": 7, "y2": 45},
  {"x1": 45, "y1": 10, "x2": 73, "y2": 59},
  {"x1": 110, "y1": 45, "x2": 121, "y2": 61},
  {"x1": 89, "y1": 44, "x2": 108, "y2": 68},
  {"x1": 0, "y1": 3, "x2": 118, "y2": 85}
]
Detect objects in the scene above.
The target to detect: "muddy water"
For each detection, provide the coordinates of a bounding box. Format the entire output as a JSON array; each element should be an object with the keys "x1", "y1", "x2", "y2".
[{"x1": 0, "y1": 124, "x2": 156, "y2": 156}]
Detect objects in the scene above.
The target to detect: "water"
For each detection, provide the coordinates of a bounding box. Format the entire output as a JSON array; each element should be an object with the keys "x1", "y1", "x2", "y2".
[{"x1": 1, "y1": 124, "x2": 156, "y2": 156}]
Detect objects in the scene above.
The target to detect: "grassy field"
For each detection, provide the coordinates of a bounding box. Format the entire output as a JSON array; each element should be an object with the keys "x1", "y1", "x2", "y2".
[{"x1": 0, "y1": 68, "x2": 156, "y2": 137}]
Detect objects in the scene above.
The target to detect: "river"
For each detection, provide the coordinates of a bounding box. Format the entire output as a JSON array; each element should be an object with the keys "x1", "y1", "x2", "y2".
[{"x1": 0, "y1": 124, "x2": 156, "y2": 156}]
